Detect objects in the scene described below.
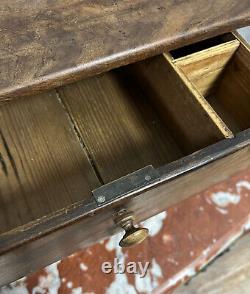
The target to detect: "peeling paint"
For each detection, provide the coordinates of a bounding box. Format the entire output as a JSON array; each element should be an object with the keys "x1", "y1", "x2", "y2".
[
  {"x1": 244, "y1": 218, "x2": 250, "y2": 231},
  {"x1": 216, "y1": 207, "x2": 228, "y2": 215},
  {"x1": 141, "y1": 211, "x2": 167, "y2": 237},
  {"x1": 105, "y1": 232, "x2": 123, "y2": 252},
  {"x1": 105, "y1": 234, "x2": 137, "y2": 294},
  {"x1": 215, "y1": 216, "x2": 250, "y2": 258},
  {"x1": 167, "y1": 257, "x2": 178, "y2": 266},
  {"x1": 155, "y1": 266, "x2": 196, "y2": 293},
  {"x1": 2, "y1": 170, "x2": 249, "y2": 294},
  {"x1": 236, "y1": 180, "x2": 250, "y2": 193},
  {"x1": 162, "y1": 234, "x2": 173, "y2": 244},
  {"x1": 105, "y1": 226, "x2": 164, "y2": 293},
  {"x1": 202, "y1": 247, "x2": 211, "y2": 256},
  {"x1": 71, "y1": 287, "x2": 83, "y2": 294},
  {"x1": 245, "y1": 222, "x2": 250, "y2": 231},
  {"x1": 79, "y1": 263, "x2": 88, "y2": 271},
  {"x1": 32, "y1": 262, "x2": 61, "y2": 294},
  {"x1": 211, "y1": 192, "x2": 240, "y2": 207},
  {"x1": 135, "y1": 259, "x2": 163, "y2": 293},
  {"x1": 206, "y1": 196, "x2": 212, "y2": 205},
  {"x1": 155, "y1": 214, "x2": 250, "y2": 293}
]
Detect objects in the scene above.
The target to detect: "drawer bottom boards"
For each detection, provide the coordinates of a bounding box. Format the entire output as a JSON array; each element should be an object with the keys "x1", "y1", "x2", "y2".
[{"x1": 0, "y1": 32, "x2": 249, "y2": 285}]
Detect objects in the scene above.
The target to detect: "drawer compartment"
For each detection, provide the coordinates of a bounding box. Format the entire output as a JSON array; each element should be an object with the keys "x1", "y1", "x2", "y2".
[
  {"x1": 170, "y1": 33, "x2": 250, "y2": 133},
  {"x1": 0, "y1": 50, "x2": 228, "y2": 234},
  {"x1": 58, "y1": 61, "x2": 228, "y2": 184}
]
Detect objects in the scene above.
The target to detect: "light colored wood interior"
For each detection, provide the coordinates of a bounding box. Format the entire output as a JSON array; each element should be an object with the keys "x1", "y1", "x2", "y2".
[
  {"x1": 172, "y1": 33, "x2": 250, "y2": 133},
  {"x1": 174, "y1": 39, "x2": 240, "y2": 96},
  {"x1": 211, "y1": 37, "x2": 250, "y2": 133}
]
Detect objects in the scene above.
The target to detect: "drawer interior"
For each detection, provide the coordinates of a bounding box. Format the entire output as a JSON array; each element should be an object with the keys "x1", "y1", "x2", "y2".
[
  {"x1": 58, "y1": 65, "x2": 227, "y2": 184},
  {"x1": 0, "y1": 33, "x2": 247, "y2": 237},
  {"x1": 170, "y1": 33, "x2": 250, "y2": 133}
]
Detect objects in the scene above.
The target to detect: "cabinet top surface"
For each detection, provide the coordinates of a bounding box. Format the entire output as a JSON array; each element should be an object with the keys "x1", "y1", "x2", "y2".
[{"x1": 0, "y1": 0, "x2": 249, "y2": 101}]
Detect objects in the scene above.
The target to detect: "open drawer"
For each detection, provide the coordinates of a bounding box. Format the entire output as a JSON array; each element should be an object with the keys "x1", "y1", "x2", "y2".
[{"x1": 0, "y1": 32, "x2": 250, "y2": 285}]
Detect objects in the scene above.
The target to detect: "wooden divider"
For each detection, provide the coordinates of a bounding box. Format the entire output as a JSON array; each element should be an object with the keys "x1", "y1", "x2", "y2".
[
  {"x1": 127, "y1": 54, "x2": 232, "y2": 154},
  {"x1": 172, "y1": 33, "x2": 250, "y2": 134}
]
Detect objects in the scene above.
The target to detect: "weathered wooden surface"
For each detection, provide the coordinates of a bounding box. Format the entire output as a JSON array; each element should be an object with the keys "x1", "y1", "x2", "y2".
[
  {"x1": 174, "y1": 233, "x2": 250, "y2": 294},
  {"x1": 0, "y1": 142, "x2": 249, "y2": 286},
  {"x1": 0, "y1": 92, "x2": 100, "y2": 234},
  {"x1": 0, "y1": 0, "x2": 249, "y2": 101},
  {"x1": 58, "y1": 70, "x2": 183, "y2": 183},
  {"x1": 129, "y1": 54, "x2": 231, "y2": 153},
  {"x1": 211, "y1": 34, "x2": 250, "y2": 133},
  {"x1": 1, "y1": 168, "x2": 249, "y2": 293}
]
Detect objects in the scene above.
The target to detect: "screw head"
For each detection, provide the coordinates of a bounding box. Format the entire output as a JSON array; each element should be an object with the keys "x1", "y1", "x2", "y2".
[
  {"x1": 97, "y1": 195, "x2": 106, "y2": 203},
  {"x1": 145, "y1": 175, "x2": 151, "y2": 181}
]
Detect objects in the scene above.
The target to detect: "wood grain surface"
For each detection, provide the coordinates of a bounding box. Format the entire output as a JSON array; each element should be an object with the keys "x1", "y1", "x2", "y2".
[
  {"x1": 174, "y1": 39, "x2": 240, "y2": 96},
  {"x1": 209, "y1": 34, "x2": 250, "y2": 133},
  {"x1": 128, "y1": 55, "x2": 231, "y2": 154},
  {"x1": 0, "y1": 92, "x2": 100, "y2": 234},
  {"x1": 58, "y1": 70, "x2": 183, "y2": 183},
  {"x1": 0, "y1": 0, "x2": 249, "y2": 101}
]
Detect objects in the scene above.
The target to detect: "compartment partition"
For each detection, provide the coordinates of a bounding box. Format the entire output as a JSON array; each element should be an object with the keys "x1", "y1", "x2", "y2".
[
  {"x1": 172, "y1": 36, "x2": 240, "y2": 97},
  {"x1": 171, "y1": 33, "x2": 250, "y2": 133},
  {"x1": 58, "y1": 62, "x2": 227, "y2": 183},
  {"x1": 126, "y1": 55, "x2": 232, "y2": 153},
  {"x1": 210, "y1": 42, "x2": 250, "y2": 132}
]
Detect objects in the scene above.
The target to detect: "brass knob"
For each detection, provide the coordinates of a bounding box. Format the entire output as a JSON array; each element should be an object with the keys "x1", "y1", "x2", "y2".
[{"x1": 114, "y1": 210, "x2": 149, "y2": 247}]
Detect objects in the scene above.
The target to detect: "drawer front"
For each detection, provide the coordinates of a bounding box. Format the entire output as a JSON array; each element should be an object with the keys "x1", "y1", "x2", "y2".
[
  {"x1": 0, "y1": 32, "x2": 250, "y2": 286},
  {"x1": 0, "y1": 143, "x2": 249, "y2": 286}
]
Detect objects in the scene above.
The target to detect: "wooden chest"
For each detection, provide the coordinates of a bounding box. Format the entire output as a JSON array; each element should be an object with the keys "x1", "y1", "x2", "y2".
[{"x1": 0, "y1": 0, "x2": 250, "y2": 286}]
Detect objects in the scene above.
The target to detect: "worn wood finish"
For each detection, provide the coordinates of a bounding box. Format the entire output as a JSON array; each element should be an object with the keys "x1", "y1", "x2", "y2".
[
  {"x1": 209, "y1": 35, "x2": 250, "y2": 133},
  {"x1": 129, "y1": 54, "x2": 232, "y2": 154},
  {"x1": 58, "y1": 70, "x2": 183, "y2": 183},
  {"x1": 0, "y1": 142, "x2": 249, "y2": 286},
  {"x1": 0, "y1": 0, "x2": 249, "y2": 101},
  {"x1": 2, "y1": 129, "x2": 249, "y2": 255},
  {"x1": 130, "y1": 148, "x2": 250, "y2": 227},
  {"x1": 173, "y1": 38, "x2": 240, "y2": 96},
  {"x1": 0, "y1": 92, "x2": 100, "y2": 234},
  {"x1": 174, "y1": 233, "x2": 250, "y2": 294}
]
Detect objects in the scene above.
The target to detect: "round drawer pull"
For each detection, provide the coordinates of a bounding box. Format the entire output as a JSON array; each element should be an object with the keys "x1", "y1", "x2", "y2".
[{"x1": 114, "y1": 210, "x2": 149, "y2": 247}]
